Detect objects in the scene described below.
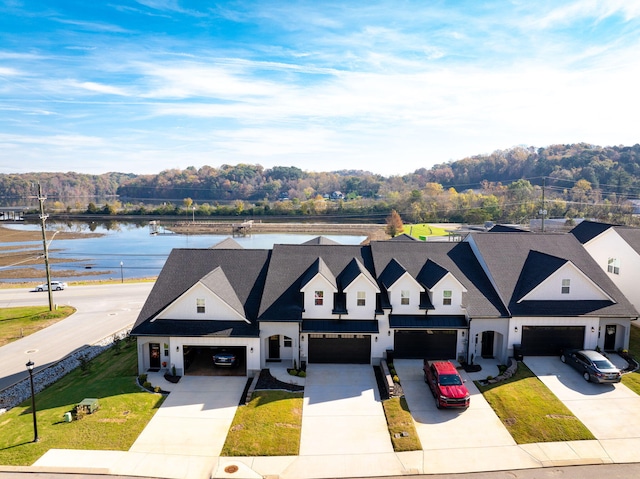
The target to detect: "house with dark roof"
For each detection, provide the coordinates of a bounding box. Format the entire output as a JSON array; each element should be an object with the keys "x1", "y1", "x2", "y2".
[
  {"x1": 130, "y1": 233, "x2": 637, "y2": 377},
  {"x1": 571, "y1": 220, "x2": 640, "y2": 317}
]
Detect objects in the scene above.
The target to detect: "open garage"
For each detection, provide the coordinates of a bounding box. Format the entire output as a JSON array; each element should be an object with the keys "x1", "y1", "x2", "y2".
[
  {"x1": 183, "y1": 345, "x2": 247, "y2": 376},
  {"x1": 520, "y1": 325, "x2": 585, "y2": 356},
  {"x1": 308, "y1": 334, "x2": 371, "y2": 364},
  {"x1": 393, "y1": 330, "x2": 457, "y2": 359}
]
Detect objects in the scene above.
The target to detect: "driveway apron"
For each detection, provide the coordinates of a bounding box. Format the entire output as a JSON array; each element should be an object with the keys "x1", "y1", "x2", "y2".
[
  {"x1": 130, "y1": 375, "x2": 247, "y2": 456},
  {"x1": 525, "y1": 356, "x2": 640, "y2": 440},
  {"x1": 299, "y1": 364, "x2": 394, "y2": 456},
  {"x1": 393, "y1": 359, "x2": 516, "y2": 450}
]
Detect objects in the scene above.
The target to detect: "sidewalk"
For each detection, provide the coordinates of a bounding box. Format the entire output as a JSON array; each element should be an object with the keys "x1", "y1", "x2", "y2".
[{"x1": 20, "y1": 364, "x2": 640, "y2": 479}]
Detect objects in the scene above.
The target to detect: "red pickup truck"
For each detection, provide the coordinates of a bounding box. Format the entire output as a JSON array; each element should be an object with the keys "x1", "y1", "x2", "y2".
[{"x1": 423, "y1": 360, "x2": 470, "y2": 409}]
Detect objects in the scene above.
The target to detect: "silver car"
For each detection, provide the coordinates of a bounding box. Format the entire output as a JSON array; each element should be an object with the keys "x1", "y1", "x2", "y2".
[{"x1": 561, "y1": 349, "x2": 622, "y2": 383}]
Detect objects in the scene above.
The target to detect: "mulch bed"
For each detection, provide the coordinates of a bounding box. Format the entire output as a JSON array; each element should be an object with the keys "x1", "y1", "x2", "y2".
[{"x1": 255, "y1": 369, "x2": 304, "y2": 392}]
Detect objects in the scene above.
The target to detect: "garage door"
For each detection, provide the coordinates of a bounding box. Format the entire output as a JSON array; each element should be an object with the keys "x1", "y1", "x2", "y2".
[
  {"x1": 308, "y1": 334, "x2": 371, "y2": 364},
  {"x1": 394, "y1": 330, "x2": 457, "y2": 359},
  {"x1": 521, "y1": 326, "x2": 585, "y2": 356}
]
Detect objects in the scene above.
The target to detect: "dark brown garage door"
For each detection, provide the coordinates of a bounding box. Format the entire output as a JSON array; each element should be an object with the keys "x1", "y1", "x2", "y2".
[
  {"x1": 394, "y1": 330, "x2": 457, "y2": 359},
  {"x1": 521, "y1": 326, "x2": 585, "y2": 356},
  {"x1": 308, "y1": 334, "x2": 371, "y2": 364}
]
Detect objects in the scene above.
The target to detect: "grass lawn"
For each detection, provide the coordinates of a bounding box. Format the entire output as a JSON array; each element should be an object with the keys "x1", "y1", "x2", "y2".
[
  {"x1": 221, "y1": 390, "x2": 303, "y2": 456},
  {"x1": 0, "y1": 338, "x2": 164, "y2": 466},
  {"x1": 403, "y1": 223, "x2": 450, "y2": 239},
  {"x1": 622, "y1": 325, "x2": 640, "y2": 394},
  {"x1": 476, "y1": 362, "x2": 594, "y2": 444},
  {"x1": 0, "y1": 305, "x2": 76, "y2": 347},
  {"x1": 382, "y1": 396, "x2": 422, "y2": 452}
]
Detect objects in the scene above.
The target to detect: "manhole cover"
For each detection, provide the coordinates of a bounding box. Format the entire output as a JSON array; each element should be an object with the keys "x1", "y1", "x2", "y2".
[
  {"x1": 25, "y1": 349, "x2": 38, "y2": 354},
  {"x1": 224, "y1": 465, "x2": 239, "y2": 474}
]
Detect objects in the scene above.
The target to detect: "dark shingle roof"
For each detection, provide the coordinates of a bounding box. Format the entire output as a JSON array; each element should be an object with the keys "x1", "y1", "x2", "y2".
[
  {"x1": 469, "y1": 232, "x2": 638, "y2": 317},
  {"x1": 300, "y1": 257, "x2": 337, "y2": 289},
  {"x1": 389, "y1": 233, "x2": 417, "y2": 241},
  {"x1": 302, "y1": 236, "x2": 341, "y2": 245},
  {"x1": 612, "y1": 227, "x2": 640, "y2": 256},
  {"x1": 210, "y1": 238, "x2": 244, "y2": 249},
  {"x1": 570, "y1": 220, "x2": 615, "y2": 244},
  {"x1": 258, "y1": 244, "x2": 376, "y2": 321},
  {"x1": 131, "y1": 248, "x2": 270, "y2": 336},
  {"x1": 489, "y1": 224, "x2": 529, "y2": 233},
  {"x1": 378, "y1": 258, "x2": 408, "y2": 290},
  {"x1": 370, "y1": 240, "x2": 508, "y2": 318}
]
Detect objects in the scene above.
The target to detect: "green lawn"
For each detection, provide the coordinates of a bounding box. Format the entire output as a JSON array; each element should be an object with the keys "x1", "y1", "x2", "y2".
[
  {"x1": 382, "y1": 396, "x2": 422, "y2": 451},
  {"x1": 622, "y1": 325, "x2": 640, "y2": 394},
  {"x1": 0, "y1": 338, "x2": 164, "y2": 466},
  {"x1": 402, "y1": 223, "x2": 450, "y2": 239},
  {"x1": 476, "y1": 362, "x2": 594, "y2": 444},
  {"x1": 0, "y1": 305, "x2": 75, "y2": 347},
  {"x1": 221, "y1": 390, "x2": 303, "y2": 456}
]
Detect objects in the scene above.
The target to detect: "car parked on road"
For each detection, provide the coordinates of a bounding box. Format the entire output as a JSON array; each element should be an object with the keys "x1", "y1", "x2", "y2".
[
  {"x1": 423, "y1": 360, "x2": 470, "y2": 409},
  {"x1": 35, "y1": 281, "x2": 67, "y2": 291},
  {"x1": 560, "y1": 349, "x2": 622, "y2": 383},
  {"x1": 213, "y1": 350, "x2": 238, "y2": 367}
]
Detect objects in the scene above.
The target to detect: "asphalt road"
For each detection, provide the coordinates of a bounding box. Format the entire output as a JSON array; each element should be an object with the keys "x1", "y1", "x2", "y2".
[{"x1": 0, "y1": 283, "x2": 154, "y2": 391}]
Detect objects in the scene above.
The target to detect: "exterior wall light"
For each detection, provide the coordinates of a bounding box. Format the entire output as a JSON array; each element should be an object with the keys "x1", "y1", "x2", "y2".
[{"x1": 514, "y1": 326, "x2": 518, "y2": 333}]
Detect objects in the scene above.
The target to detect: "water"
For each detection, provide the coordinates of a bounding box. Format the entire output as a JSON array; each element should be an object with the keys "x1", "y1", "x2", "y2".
[{"x1": 1, "y1": 222, "x2": 367, "y2": 282}]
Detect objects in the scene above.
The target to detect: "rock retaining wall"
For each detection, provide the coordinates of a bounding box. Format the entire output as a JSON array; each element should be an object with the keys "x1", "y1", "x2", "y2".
[{"x1": 0, "y1": 328, "x2": 131, "y2": 414}]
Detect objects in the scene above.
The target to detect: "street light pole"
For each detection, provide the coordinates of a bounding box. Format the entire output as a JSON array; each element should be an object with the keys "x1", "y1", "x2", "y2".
[
  {"x1": 37, "y1": 183, "x2": 53, "y2": 311},
  {"x1": 192, "y1": 205, "x2": 195, "y2": 223},
  {"x1": 120, "y1": 261, "x2": 124, "y2": 283},
  {"x1": 26, "y1": 360, "x2": 39, "y2": 442}
]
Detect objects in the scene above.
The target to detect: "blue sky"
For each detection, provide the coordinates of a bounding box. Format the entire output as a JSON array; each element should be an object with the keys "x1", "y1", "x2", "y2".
[{"x1": 1, "y1": 1, "x2": 639, "y2": 176}]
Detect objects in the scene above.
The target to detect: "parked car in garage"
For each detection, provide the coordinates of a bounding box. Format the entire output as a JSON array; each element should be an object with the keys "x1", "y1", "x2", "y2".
[
  {"x1": 423, "y1": 360, "x2": 470, "y2": 409},
  {"x1": 213, "y1": 350, "x2": 238, "y2": 367},
  {"x1": 35, "y1": 281, "x2": 67, "y2": 291},
  {"x1": 560, "y1": 349, "x2": 622, "y2": 383}
]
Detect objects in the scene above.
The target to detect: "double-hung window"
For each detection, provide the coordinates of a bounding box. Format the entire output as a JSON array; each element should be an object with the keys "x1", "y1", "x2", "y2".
[
  {"x1": 357, "y1": 291, "x2": 366, "y2": 306},
  {"x1": 315, "y1": 290, "x2": 324, "y2": 306},
  {"x1": 196, "y1": 298, "x2": 205, "y2": 313},
  {"x1": 607, "y1": 258, "x2": 620, "y2": 275},
  {"x1": 401, "y1": 290, "x2": 410, "y2": 305},
  {"x1": 561, "y1": 279, "x2": 570, "y2": 294},
  {"x1": 443, "y1": 290, "x2": 452, "y2": 306}
]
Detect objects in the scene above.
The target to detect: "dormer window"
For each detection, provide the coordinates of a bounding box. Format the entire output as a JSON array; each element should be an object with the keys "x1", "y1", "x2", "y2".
[
  {"x1": 608, "y1": 258, "x2": 620, "y2": 275},
  {"x1": 196, "y1": 298, "x2": 205, "y2": 313},
  {"x1": 443, "y1": 290, "x2": 452, "y2": 306},
  {"x1": 315, "y1": 290, "x2": 324, "y2": 306},
  {"x1": 401, "y1": 290, "x2": 410, "y2": 305},
  {"x1": 357, "y1": 291, "x2": 366, "y2": 306},
  {"x1": 561, "y1": 279, "x2": 570, "y2": 294}
]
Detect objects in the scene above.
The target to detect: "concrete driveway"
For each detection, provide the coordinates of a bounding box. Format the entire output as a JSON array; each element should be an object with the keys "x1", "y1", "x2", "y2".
[
  {"x1": 393, "y1": 359, "x2": 516, "y2": 450},
  {"x1": 525, "y1": 356, "x2": 640, "y2": 440},
  {"x1": 299, "y1": 364, "x2": 394, "y2": 456}
]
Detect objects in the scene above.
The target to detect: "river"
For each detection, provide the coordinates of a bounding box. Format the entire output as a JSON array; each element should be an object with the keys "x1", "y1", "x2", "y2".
[{"x1": 1, "y1": 221, "x2": 367, "y2": 282}]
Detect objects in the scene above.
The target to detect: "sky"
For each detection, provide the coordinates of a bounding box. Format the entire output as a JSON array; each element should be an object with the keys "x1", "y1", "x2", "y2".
[{"x1": 1, "y1": 1, "x2": 639, "y2": 177}]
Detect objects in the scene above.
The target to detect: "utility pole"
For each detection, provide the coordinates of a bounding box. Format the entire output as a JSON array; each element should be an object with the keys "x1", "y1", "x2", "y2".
[
  {"x1": 539, "y1": 177, "x2": 547, "y2": 233},
  {"x1": 37, "y1": 183, "x2": 54, "y2": 311}
]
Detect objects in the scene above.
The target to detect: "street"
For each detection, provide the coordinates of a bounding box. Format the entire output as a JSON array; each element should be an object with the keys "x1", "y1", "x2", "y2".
[{"x1": 0, "y1": 283, "x2": 154, "y2": 391}]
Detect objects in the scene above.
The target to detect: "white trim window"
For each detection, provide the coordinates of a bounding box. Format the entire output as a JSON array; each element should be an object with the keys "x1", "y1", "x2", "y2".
[
  {"x1": 561, "y1": 279, "x2": 570, "y2": 294},
  {"x1": 607, "y1": 257, "x2": 620, "y2": 275},
  {"x1": 443, "y1": 290, "x2": 452, "y2": 306},
  {"x1": 357, "y1": 291, "x2": 366, "y2": 306},
  {"x1": 401, "y1": 290, "x2": 410, "y2": 305},
  {"x1": 196, "y1": 298, "x2": 205, "y2": 313},
  {"x1": 315, "y1": 290, "x2": 324, "y2": 306}
]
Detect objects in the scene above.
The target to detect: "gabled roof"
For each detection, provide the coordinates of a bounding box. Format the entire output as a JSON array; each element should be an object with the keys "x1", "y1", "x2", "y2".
[
  {"x1": 377, "y1": 258, "x2": 409, "y2": 290},
  {"x1": 300, "y1": 257, "x2": 337, "y2": 290},
  {"x1": 417, "y1": 259, "x2": 449, "y2": 289},
  {"x1": 512, "y1": 251, "x2": 567, "y2": 301},
  {"x1": 570, "y1": 220, "x2": 616, "y2": 244},
  {"x1": 389, "y1": 233, "x2": 417, "y2": 241},
  {"x1": 131, "y1": 248, "x2": 271, "y2": 336},
  {"x1": 468, "y1": 232, "x2": 638, "y2": 317},
  {"x1": 489, "y1": 224, "x2": 529, "y2": 233},
  {"x1": 210, "y1": 238, "x2": 243, "y2": 249},
  {"x1": 302, "y1": 236, "x2": 341, "y2": 245},
  {"x1": 200, "y1": 267, "x2": 245, "y2": 318},
  {"x1": 339, "y1": 257, "x2": 379, "y2": 291},
  {"x1": 258, "y1": 244, "x2": 376, "y2": 321},
  {"x1": 611, "y1": 227, "x2": 640, "y2": 256},
  {"x1": 370, "y1": 240, "x2": 507, "y2": 317}
]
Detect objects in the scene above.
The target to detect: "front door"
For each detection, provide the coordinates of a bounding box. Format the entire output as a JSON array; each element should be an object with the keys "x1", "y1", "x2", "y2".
[
  {"x1": 604, "y1": 325, "x2": 617, "y2": 351},
  {"x1": 149, "y1": 343, "x2": 161, "y2": 369},
  {"x1": 268, "y1": 335, "x2": 280, "y2": 360},
  {"x1": 481, "y1": 331, "x2": 495, "y2": 358}
]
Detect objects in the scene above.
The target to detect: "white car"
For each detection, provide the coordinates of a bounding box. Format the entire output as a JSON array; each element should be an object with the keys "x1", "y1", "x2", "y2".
[{"x1": 35, "y1": 281, "x2": 67, "y2": 291}]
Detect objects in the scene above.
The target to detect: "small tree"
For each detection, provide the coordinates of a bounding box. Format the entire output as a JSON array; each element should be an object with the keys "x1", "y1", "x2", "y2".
[{"x1": 385, "y1": 209, "x2": 404, "y2": 237}]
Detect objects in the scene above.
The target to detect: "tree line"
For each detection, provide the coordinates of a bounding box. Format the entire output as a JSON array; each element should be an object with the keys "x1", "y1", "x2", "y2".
[{"x1": 3, "y1": 143, "x2": 640, "y2": 226}]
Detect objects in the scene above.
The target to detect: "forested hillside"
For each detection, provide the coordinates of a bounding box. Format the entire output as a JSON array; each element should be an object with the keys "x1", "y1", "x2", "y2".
[{"x1": 2, "y1": 143, "x2": 640, "y2": 225}]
